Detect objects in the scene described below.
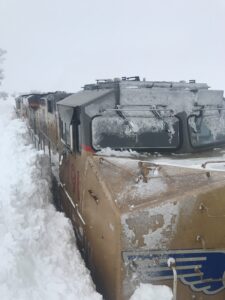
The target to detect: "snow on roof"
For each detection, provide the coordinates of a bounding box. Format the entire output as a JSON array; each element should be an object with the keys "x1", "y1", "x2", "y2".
[
  {"x1": 120, "y1": 86, "x2": 224, "y2": 114},
  {"x1": 120, "y1": 79, "x2": 209, "y2": 90}
]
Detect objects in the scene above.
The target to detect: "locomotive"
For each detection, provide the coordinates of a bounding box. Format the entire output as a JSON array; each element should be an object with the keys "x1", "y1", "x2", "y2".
[{"x1": 16, "y1": 77, "x2": 225, "y2": 300}]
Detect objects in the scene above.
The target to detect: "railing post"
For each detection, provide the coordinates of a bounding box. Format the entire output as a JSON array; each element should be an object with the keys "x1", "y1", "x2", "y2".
[
  {"x1": 167, "y1": 257, "x2": 177, "y2": 300},
  {"x1": 48, "y1": 141, "x2": 51, "y2": 164}
]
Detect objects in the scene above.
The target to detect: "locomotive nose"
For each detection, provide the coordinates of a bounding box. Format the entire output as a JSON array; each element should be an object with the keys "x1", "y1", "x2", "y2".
[{"x1": 120, "y1": 180, "x2": 225, "y2": 299}]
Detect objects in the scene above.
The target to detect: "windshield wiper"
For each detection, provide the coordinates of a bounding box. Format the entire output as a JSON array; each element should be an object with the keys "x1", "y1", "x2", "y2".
[
  {"x1": 151, "y1": 105, "x2": 172, "y2": 133},
  {"x1": 115, "y1": 107, "x2": 139, "y2": 142}
]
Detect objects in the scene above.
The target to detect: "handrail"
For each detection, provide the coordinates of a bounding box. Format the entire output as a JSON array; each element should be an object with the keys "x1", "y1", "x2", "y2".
[
  {"x1": 202, "y1": 160, "x2": 225, "y2": 168},
  {"x1": 102, "y1": 108, "x2": 174, "y2": 113}
]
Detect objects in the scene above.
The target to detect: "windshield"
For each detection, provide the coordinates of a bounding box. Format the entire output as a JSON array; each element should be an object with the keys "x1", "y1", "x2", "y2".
[
  {"x1": 188, "y1": 110, "x2": 225, "y2": 148},
  {"x1": 91, "y1": 109, "x2": 180, "y2": 150}
]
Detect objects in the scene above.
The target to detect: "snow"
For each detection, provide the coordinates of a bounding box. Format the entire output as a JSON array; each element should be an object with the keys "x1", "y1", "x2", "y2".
[
  {"x1": 142, "y1": 201, "x2": 179, "y2": 249},
  {"x1": 152, "y1": 152, "x2": 225, "y2": 172},
  {"x1": 97, "y1": 146, "x2": 225, "y2": 172},
  {"x1": 120, "y1": 84, "x2": 224, "y2": 115},
  {"x1": 167, "y1": 257, "x2": 176, "y2": 268},
  {"x1": 121, "y1": 200, "x2": 179, "y2": 250},
  {"x1": 130, "y1": 283, "x2": 173, "y2": 300},
  {"x1": 97, "y1": 147, "x2": 139, "y2": 157},
  {"x1": 0, "y1": 98, "x2": 102, "y2": 300}
]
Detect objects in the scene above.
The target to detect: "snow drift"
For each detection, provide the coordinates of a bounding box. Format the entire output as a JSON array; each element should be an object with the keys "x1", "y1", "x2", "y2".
[{"x1": 0, "y1": 98, "x2": 102, "y2": 300}]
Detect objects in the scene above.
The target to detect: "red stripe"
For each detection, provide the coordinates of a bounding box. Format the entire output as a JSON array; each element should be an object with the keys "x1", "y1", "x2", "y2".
[{"x1": 81, "y1": 144, "x2": 95, "y2": 153}]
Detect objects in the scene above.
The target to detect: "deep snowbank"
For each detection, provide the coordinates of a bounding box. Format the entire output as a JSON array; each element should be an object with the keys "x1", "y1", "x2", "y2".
[{"x1": 0, "y1": 99, "x2": 102, "y2": 300}]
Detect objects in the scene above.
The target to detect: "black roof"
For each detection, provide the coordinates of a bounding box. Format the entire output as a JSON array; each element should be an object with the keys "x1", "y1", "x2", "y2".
[{"x1": 57, "y1": 89, "x2": 114, "y2": 108}]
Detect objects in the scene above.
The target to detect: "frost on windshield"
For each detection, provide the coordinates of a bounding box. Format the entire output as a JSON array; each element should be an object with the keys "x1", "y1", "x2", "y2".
[
  {"x1": 92, "y1": 113, "x2": 179, "y2": 150},
  {"x1": 188, "y1": 110, "x2": 225, "y2": 147}
]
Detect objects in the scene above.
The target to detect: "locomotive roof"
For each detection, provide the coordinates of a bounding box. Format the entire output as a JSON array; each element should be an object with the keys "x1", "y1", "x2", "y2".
[
  {"x1": 57, "y1": 78, "x2": 224, "y2": 110},
  {"x1": 17, "y1": 91, "x2": 68, "y2": 100},
  {"x1": 57, "y1": 89, "x2": 114, "y2": 108},
  {"x1": 40, "y1": 91, "x2": 72, "y2": 102}
]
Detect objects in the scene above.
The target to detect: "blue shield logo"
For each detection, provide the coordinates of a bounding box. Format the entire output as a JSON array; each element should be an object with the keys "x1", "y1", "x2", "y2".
[{"x1": 122, "y1": 249, "x2": 225, "y2": 295}]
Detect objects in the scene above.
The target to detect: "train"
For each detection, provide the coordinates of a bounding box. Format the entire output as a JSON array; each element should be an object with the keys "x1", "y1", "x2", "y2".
[{"x1": 15, "y1": 76, "x2": 225, "y2": 300}]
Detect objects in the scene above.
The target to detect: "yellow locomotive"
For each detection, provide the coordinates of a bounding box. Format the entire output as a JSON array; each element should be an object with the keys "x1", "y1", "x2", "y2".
[{"x1": 16, "y1": 77, "x2": 225, "y2": 300}]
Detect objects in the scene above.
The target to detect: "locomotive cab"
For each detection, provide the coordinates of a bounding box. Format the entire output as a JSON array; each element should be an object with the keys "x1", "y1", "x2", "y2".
[{"x1": 57, "y1": 78, "x2": 225, "y2": 300}]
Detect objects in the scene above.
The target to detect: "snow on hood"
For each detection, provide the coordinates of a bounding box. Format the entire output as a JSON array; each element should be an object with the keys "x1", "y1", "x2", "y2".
[
  {"x1": 151, "y1": 150, "x2": 225, "y2": 171},
  {"x1": 97, "y1": 147, "x2": 139, "y2": 158},
  {"x1": 96, "y1": 155, "x2": 168, "y2": 209},
  {"x1": 130, "y1": 283, "x2": 173, "y2": 300},
  {"x1": 97, "y1": 147, "x2": 225, "y2": 172},
  {"x1": 0, "y1": 99, "x2": 101, "y2": 300}
]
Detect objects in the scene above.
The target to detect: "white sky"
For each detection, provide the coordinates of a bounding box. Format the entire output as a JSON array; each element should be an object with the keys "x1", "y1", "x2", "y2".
[{"x1": 0, "y1": 0, "x2": 225, "y2": 93}]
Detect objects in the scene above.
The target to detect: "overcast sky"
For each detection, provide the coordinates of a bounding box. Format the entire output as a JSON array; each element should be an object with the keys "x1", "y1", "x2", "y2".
[{"x1": 0, "y1": 0, "x2": 225, "y2": 93}]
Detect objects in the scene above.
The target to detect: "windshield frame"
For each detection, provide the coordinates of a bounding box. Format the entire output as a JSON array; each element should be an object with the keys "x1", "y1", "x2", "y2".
[{"x1": 90, "y1": 113, "x2": 182, "y2": 152}]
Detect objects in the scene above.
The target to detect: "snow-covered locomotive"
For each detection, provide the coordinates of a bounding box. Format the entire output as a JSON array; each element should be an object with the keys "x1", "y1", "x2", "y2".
[{"x1": 16, "y1": 77, "x2": 225, "y2": 300}]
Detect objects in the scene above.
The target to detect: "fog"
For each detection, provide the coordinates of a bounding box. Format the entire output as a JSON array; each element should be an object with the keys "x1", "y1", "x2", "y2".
[{"x1": 0, "y1": 0, "x2": 225, "y2": 93}]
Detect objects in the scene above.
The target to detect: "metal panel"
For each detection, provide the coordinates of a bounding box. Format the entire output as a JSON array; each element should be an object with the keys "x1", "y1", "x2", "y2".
[{"x1": 57, "y1": 89, "x2": 114, "y2": 108}]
